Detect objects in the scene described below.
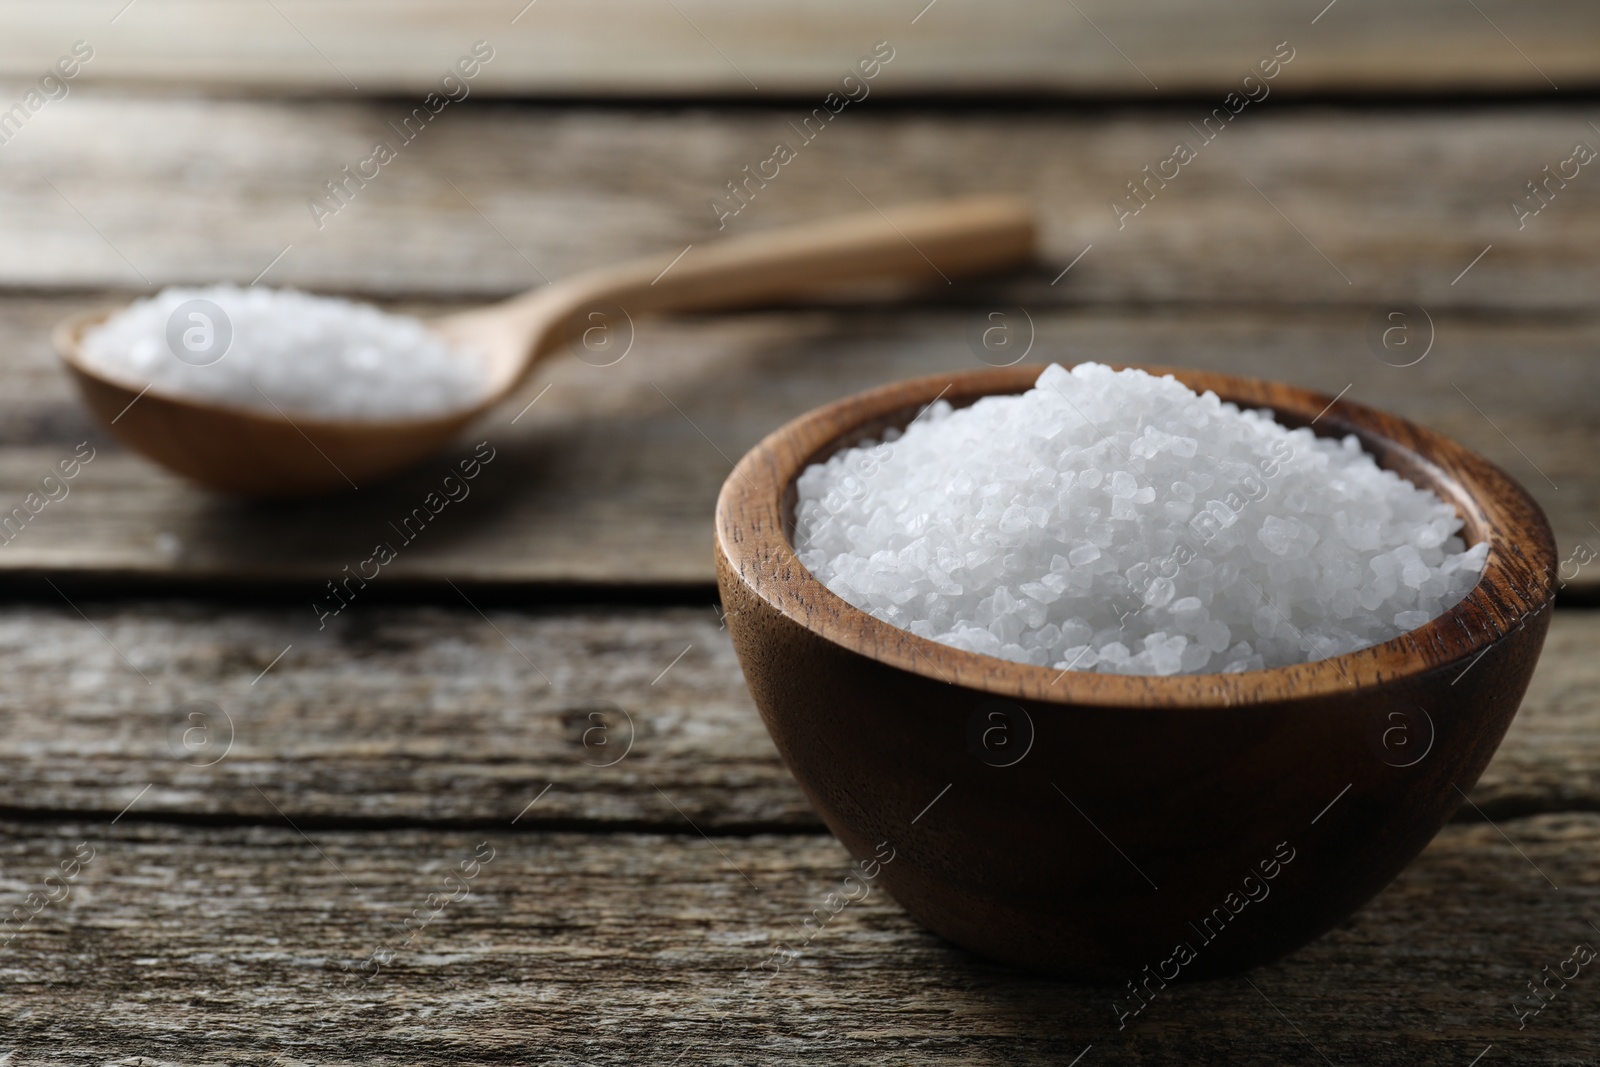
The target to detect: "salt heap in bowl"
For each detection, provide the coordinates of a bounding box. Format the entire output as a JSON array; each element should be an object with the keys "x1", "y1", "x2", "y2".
[
  {"x1": 78, "y1": 285, "x2": 488, "y2": 421},
  {"x1": 793, "y1": 363, "x2": 1488, "y2": 676}
]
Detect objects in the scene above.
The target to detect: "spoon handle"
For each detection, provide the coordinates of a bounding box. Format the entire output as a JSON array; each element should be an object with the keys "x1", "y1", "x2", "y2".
[{"x1": 520, "y1": 194, "x2": 1035, "y2": 361}]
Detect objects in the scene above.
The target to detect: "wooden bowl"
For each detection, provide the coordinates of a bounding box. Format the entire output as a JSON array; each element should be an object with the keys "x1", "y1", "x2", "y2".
[{"x1": 714, "y1": 363, "x2": 1557, "y2": 982}]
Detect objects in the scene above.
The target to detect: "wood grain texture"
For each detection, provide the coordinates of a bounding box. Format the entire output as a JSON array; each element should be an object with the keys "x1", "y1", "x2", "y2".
[
  {"x1": 0, "y1": 296, "x2": 1595, "y2": 594},
  {"x1": 2, "y1": 0, "x2": 1597, "y2": 96},
  {"x1": 1, "y1": 95, "x2": 1599, "y2": 310},
  {"x1": 0, "y1": 37, "x2": 1589, "y2": 1062},
  {"x1": 0, "y1": 604, "x2": 1593, "y2": 828},
  {"x1": 0, "y1": 814, "x2": 1596, "y2": 1064}
]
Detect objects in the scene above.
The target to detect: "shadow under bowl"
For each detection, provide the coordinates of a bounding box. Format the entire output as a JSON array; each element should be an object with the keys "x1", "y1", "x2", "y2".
[{"x1": 714, "y1": 363, "x2": 1557, "y2": 983}]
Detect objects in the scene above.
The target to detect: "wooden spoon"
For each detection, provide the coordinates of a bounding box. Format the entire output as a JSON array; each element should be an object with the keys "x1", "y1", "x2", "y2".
[{"x1": 53, "y1": 196, "x2": 1035, "y2": 499}]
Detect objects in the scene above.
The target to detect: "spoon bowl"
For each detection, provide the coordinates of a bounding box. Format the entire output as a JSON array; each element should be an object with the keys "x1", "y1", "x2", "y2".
[
  {"x1": 56, "y1": 196, "x2": 1035, "y2": 498},
  {"x1": 57, "y1": 309, "x2": 481, "y2": 495}
]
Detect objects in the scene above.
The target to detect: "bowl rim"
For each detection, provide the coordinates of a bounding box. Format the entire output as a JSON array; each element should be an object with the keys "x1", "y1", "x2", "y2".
[{"x1": 714, "y1": 362, "x2": 1558, "y2": 708}]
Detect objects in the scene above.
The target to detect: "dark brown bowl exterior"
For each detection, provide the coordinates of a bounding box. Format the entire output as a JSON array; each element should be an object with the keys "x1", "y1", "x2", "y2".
[{"x1": 715, "y1": 364, "x2": 1557, "y2": 982}]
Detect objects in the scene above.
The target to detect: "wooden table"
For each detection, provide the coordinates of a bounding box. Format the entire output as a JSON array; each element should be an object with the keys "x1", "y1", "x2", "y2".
[{"x1": 1, "y1": 4, "x2": 1598, "y2": 1063}]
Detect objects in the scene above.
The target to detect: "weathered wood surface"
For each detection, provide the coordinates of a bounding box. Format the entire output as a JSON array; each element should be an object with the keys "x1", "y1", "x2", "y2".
[
  {"x1": 2, "y1": 96, "x2": 1600, "y2": 310},
  {"x1": 1, "y1": 814, "x2": 1596, "y2": 1064},
  {"x1": 3, "y1": 0, "x2": 1598, "y2": 97},
  {"x1": 0, "y1": 295, "x2": 1594, "y2": 594},
  {"x1": 0, "y1": 604, "x2": 1593, "y2": 827},
  {"x1": 0, "y1": 28, "x2": 1595, "y2": 1065}
]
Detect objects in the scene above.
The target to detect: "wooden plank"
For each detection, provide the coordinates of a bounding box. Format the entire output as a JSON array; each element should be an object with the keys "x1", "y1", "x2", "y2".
[
  {"x1": 1, "y1": 96, "x2": 1599, "y2": 309},
  {"x1": 2, "y1": 0, "x2": 1597, "y2": 97},
  {"x1": 0, "y1": 814, "x2": 1595, "y2": 1063},
  {"x1": 0, "y1": 604, "x2": 813, "y2": 829},
  {"x1": 0, "y1": 604, "x2": 1593, "y2": 827},
  {"x1": 0, "y1": 296, "x2": 1595, "y2": 594},
  {"x1": 1476, "y1": 611, "x2": 1600, "y2": 817}
]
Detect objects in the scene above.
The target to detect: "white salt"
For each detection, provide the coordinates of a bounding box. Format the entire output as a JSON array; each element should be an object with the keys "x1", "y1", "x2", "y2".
[
  {"x1": 79, "y1": 285, "x2": 488, "y2": 421},
  {"x1": 793, "y1": 363, "x2": 1488, "y2": 676}
]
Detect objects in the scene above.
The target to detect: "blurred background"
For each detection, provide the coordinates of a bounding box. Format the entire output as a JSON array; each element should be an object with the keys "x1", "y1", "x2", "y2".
[{"x1": 0, "y1": 0, "x2": 1594, "y2": 596}]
